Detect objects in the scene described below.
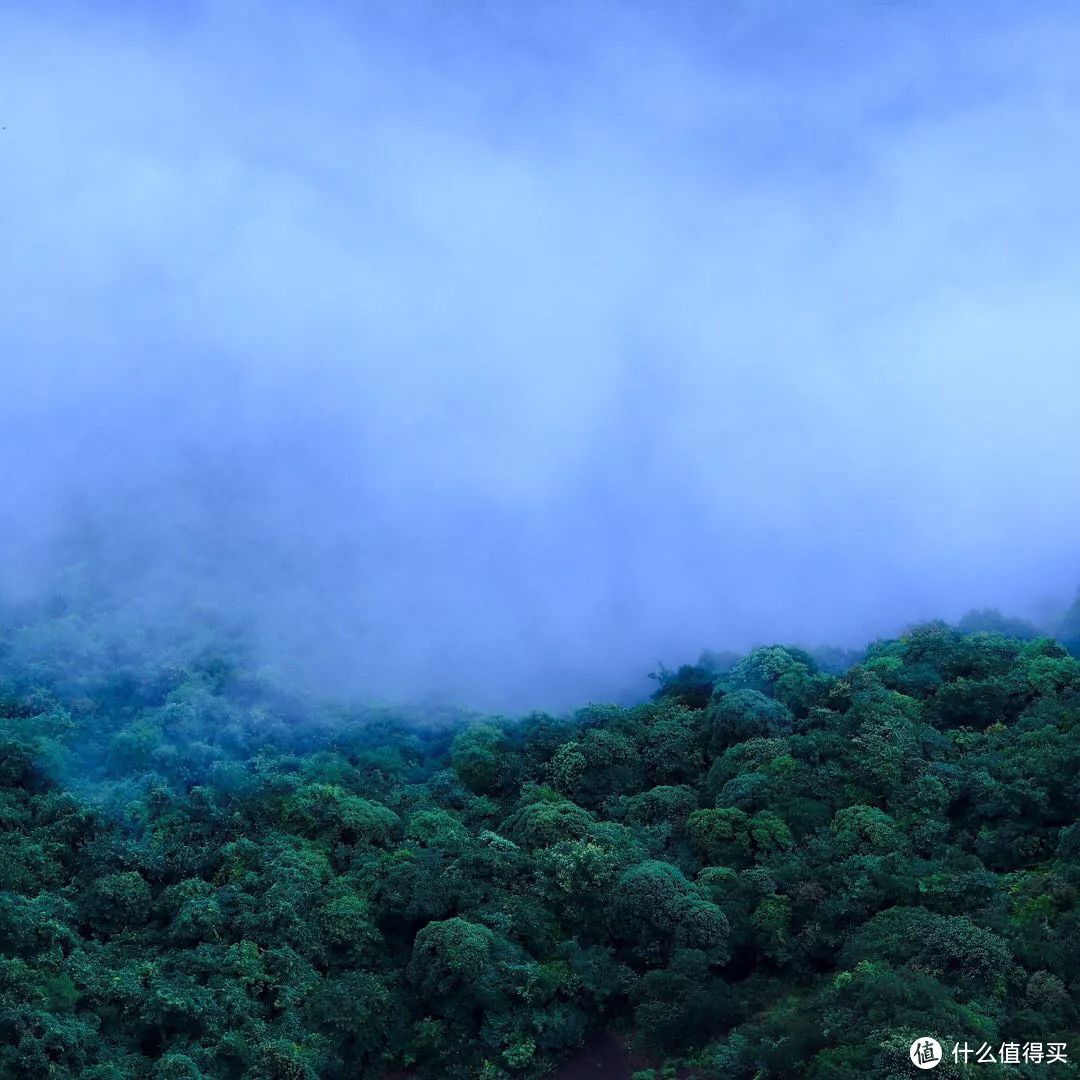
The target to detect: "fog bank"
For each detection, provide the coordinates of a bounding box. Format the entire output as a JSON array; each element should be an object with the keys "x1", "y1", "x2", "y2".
[{"x1": 2, "y1": 2, "x2": 1079, "y2": 708}]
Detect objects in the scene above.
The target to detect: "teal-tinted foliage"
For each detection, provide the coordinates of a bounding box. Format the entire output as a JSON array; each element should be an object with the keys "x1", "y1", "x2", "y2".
[{"x1": 0, "y1": 602, "x2": 1078, "y2": 1077}]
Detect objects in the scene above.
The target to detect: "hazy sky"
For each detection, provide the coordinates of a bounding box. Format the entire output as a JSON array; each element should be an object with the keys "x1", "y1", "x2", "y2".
[{"x1": 2, "y1": 2, "x2": 1079, "y2": 709}]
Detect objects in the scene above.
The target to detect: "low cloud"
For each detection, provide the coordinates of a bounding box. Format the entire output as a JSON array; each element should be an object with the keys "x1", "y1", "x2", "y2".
[{"x1": 2, "y1": 2, "x2": 1078, "y2": 709}]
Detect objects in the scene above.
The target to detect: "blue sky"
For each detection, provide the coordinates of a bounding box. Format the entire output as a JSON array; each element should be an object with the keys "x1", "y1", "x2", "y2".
[{"x1": 2, "y1": 2, "x2": 1080, "y2": 708}]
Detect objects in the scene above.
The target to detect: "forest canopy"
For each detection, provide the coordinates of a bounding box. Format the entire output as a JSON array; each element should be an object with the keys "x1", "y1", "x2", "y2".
[{"x1": 0, "y1": 597, "x2": 1078, "y2": 1078}]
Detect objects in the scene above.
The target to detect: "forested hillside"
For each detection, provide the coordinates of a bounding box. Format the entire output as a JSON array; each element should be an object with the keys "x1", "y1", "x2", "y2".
[{"x1": 1, "y1": 604, "x2": 1078, "y2": 1078}]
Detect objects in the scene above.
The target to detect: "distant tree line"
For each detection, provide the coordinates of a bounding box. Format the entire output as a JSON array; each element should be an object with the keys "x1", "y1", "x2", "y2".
[{"x1": 0, "y1": 595, "x2": 1078, "y2": 1077}]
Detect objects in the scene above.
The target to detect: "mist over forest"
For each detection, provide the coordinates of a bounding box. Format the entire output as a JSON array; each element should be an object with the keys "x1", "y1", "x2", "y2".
[
  {"x1": 4, "y1": 1, "x2": 1080, "y2": 710},
  {"x1": 3, "y1": 4, "x2": 1080, "y2": 1079}
]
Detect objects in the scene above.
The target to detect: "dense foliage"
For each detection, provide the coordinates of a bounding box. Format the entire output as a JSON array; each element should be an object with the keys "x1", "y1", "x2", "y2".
[{"x1": 1, "y1": 599, "x2": 1078, "y2": 1078}]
